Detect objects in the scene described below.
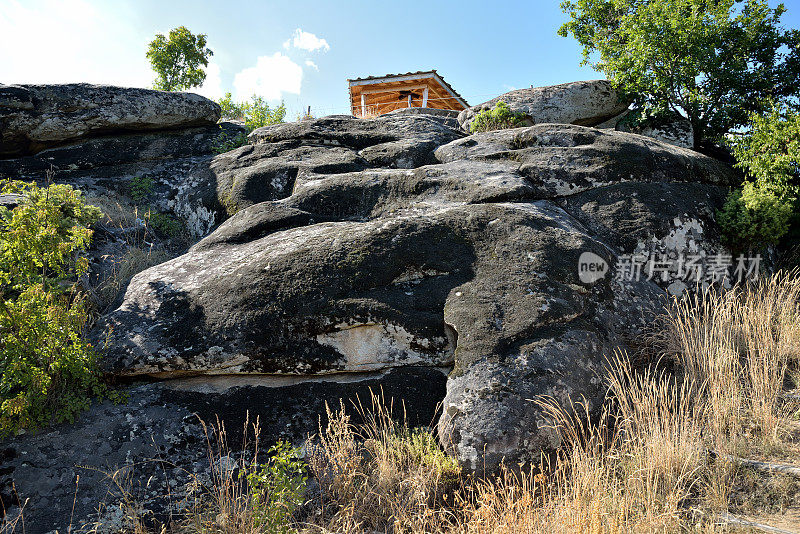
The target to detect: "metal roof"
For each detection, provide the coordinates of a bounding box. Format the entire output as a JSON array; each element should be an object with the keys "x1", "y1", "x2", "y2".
[{"x1": 347, "y1": 70, "x2": 468, "y2": 107}]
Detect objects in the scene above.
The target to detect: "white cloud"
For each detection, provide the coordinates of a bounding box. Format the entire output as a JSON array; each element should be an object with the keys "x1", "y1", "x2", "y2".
[
  {"x1": 195, "y1": 62, "x2": 224, "y2": 100},
  {"x1": 305, "y1": 59, "x2": 319, "y2": 71},
  {"x1": 233, "y1": 53, "x2": 302, "y2": 101},
  {"x1": 0, "y1": 0, "x2": 152, "y2": 87},
  {"x1": 285, "y1": 28, "x2": 329, "y2": 52}
]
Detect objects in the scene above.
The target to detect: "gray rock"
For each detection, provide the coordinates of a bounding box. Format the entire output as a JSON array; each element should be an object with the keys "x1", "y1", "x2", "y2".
[
  {"x1": 458, "y1": 80, "x2": 631, "y2": 132},
  {"x1": 209, "y1": 113, "x2": 465, "y2": 214},
  {"x1": 2, "y1": 109, "x2": 742, "y2": 534},
  {"x1": 97, "y1": 124, "x2": 736, "y2": 475},
  {"x1": 0, "y1": 194, "x2": 22, "y2": 210},
  {"x1": 0, "y1": 84, "x2": 221, "y2": 157},
  {"x1": 0, "y1": 121, "x2": 244, "y2": 177},
  {"x1": 435, "y1": 124, "x2": 738, "y2": 196},
  {"x1": 618, "y1": 116, "x2": 695, "y2": 149}
]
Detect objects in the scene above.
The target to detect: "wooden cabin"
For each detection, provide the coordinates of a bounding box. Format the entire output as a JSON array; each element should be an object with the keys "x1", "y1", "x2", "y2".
[{"x1": 348, "y1": 70, "x2": 469, "y2": 118}]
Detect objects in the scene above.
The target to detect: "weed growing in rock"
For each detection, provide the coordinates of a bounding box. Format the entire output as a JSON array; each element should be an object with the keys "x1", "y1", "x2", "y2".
[
  {"x1": 212, "y1": 131, "x2": 249, "y2": 154},
  {"x1": 247, "y1": 441, "x2": 307, "y2": 532},
  {"x1": 469, "y1": 101, "x2": 526, "y2": 133},
  {"x1": 129, "y1": 174, "x2": 154, "y2": 203}
]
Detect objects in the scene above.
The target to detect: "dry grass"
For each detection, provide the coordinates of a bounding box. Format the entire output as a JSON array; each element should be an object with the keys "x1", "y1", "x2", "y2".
[
  {"x1": 83, "y1": 191, "x2": 175, "y2": 312},
  {"x1": 664, "y1": 271, "x2": 800, "y2": 450},
  {"x1": 94, "y1": 246, "x2": 172, "y2": 310},
  {"x1": 303, "y1": 392, "x2": 461, "y2": 533}
]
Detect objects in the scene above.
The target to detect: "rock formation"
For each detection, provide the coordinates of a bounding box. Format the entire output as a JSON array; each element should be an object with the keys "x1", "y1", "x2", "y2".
[
  {"x1": 457, "y1": 80, "x2": 631, "y2": 132},
  {"x1": 0, "y1": 84, "x2": 221, "y2": 157},
  {"x1": 0, "y1": 84, "x2": 739, "y2": 532}
]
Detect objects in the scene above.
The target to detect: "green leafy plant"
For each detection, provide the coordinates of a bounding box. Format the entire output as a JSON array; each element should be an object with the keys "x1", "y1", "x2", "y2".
[
  {"x1": 216, "y1": 93, "x2": 286, "y2": 131},
  {"x1": 469, "y1": 101, "x2": 527, "y2": 133},
  {"x1": 212, "y1": 131, "x2": 249, "y2": 154},
  {"x1": 146, "y1": 26, "x2": 213, "y2": 92},
  {"x1": 213, "y1": 94, "x2": 286, "y2": 153},
  {"x1": 129, "y1": 174, "x2": 153, "y2": 203},
  {"x1": 729, "y1": 104, "x2": 800, "y2": 192},
  {"x1": 717, "y1": 181, "x2": 794, "y2": 252},
  {"x1": 559, "y1": 0, "x2": 800, "y2": 148},
  {"x1": 146, "y1": 211, "x2": 185, "y2": 238},
  {"x1": 0, "y1": 179, "x2": 106, "y2": 437},
  {"x1": 246, "y1": 440, "x2": 308, "y2": 532}
]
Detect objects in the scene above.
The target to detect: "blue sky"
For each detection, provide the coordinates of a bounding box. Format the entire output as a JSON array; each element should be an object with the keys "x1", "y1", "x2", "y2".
[{"x1": 2, "y1": 0, "x2": 799, "y2": 118}]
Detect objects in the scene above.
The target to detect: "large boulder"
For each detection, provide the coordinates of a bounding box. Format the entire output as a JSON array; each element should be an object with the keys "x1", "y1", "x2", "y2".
[
  {"x1": 0, "y1": 84, "x2": 221, "y2": 157},
  {"x1": 457, "y1": 80, "x2": 631, "y2": 132},
  {"x1": 98, "y1": 124, "x2": 737, "y2": 473}
]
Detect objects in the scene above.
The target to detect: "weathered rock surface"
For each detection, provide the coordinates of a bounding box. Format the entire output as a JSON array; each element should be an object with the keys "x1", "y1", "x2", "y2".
[
  {"x1": 0, "y1": 84, "x2": 221, "y2": 157},
  {"x1": 618, "y1": 115, "x2": 695, "y2": 149},
  {"x1": 203, "y1": 112, "x2": 466, "y2": 214},
  {"x1": 98, "y1": 122, "x2": 737, "y2": 472},
  {"x1": 457, "y1": 80, "x2": 631, "y2": 132}
]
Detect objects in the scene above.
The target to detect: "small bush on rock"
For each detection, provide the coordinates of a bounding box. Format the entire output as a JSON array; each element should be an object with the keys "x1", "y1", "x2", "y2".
[
  {"x1": 214, "y1": 94, "x2": 286, "y2": 153},
  {"x1": 0, "y1": 179, "x2": 106, "y2": 437},
  {"x1": 717, "y1": 181, "x2": 794, "y2": 252},
  {"x1": 469, "y1": 101, "x2": 527, "y2": 133}
]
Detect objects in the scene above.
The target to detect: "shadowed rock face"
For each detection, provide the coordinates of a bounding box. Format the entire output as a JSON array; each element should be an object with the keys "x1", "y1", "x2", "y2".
[
  {"x1": 99, "y1": 121, "x2": 738, "y2": 474},
  {"x1": 0, "y1": 84, "x2": 221, "y2": 157}
]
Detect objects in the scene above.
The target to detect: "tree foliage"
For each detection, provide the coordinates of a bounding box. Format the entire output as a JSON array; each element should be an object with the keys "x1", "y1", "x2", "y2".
[
  {"x1": 217, "y1": 93, "x2": 286, "y2": 131},
  {"x1": 559, "y1": 0, "x2": 800, "y2": 148},
  {"x1": 729, "y1": 103, "x2": 800, "y2": 191},
  {"x1": 717, "y1": 181, "x2": 794, "y2": 252},
  {"x1": 718, "y1": 105, "x2": 800, "y2": 252},
  {"x1": 146, "y1": 26, "x2": 213, "y2": 91},
  {"x1": 0, "y1": 180, "x2": 106, "y2": 437},
  {"x1": 214, "y1": 93, "x2": 287, "y2": 153}
]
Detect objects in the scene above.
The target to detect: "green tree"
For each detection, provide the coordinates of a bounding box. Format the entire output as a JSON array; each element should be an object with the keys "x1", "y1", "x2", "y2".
[
  {"x1": 146, "y1": 26, "x2": 213, "y2": 91},
  {"x1": 729, "y1": 104, "x2": 800, "y2": 191},
  {"x1": 213, "y1": 94, "x2": 287, "y2": 153},
  {"x1": 559, "y1": 0, "x2": 800, "y2": 149}
]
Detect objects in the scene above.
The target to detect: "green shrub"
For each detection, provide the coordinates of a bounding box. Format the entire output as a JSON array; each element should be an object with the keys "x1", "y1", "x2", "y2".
[
  {"x1": 146, "y1": 211, "x2": 184, "y2": 238},
  {"x1": 216, "y1": 93, "x2": 286, "y2": 131},
  {"x1": 129, "y1": 174, "x2": 154, "y2": 203},
  {"x1": 469, "y1": 101, "x2": 527, "y2": 133},
  {"x1": 212, "y1": 131, "x2": 249, "y2": 154},
  {"x1": 214, "y1": 94, "x2": 286, "y2": 153},
  {"x1": 717, "y1": 181, "x2": 794, "y2": 252},
  {"x1": 246, "y1": 440, "x2": 307, "y2": 532},
  {"x1": 0, "y1": 180, "x2": 106, "y2": 437},
  {"x1": 729, "y1": 104, "x2": 800, "y2": 192}
]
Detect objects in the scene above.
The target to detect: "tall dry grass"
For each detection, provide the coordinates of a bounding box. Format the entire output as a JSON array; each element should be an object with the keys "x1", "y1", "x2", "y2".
[
  {"x1": 664, "y1": 271, "x2": 800, "y2": 448},
  {"x1": 305, "y1": 391, "x2": 461, "y2": 533},
  {"x1": 457, "y1": 355, "x2": 713, "y2": 534},
  {"x1": 451, "y1": 272, "x2": 800, "y2": 533}
]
